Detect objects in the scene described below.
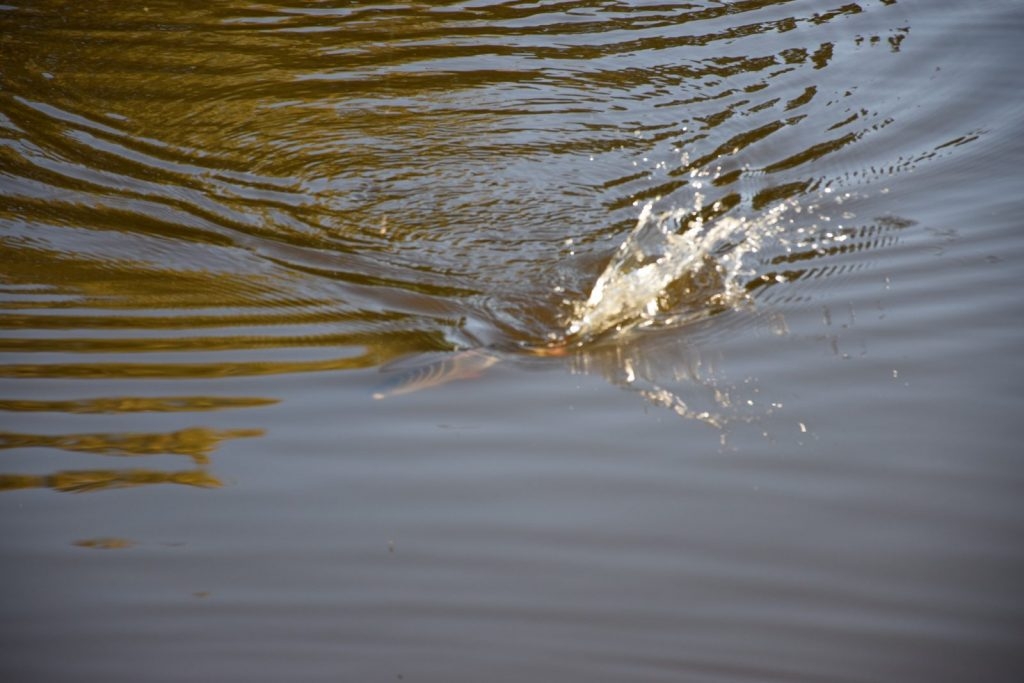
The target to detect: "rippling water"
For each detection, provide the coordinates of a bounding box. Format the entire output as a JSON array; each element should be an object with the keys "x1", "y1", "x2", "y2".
[{"x1": 3, "y1": 1, "x2": 1024, "y2": 680}]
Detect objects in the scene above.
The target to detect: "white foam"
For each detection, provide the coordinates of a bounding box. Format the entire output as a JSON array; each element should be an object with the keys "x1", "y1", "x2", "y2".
[{"x1": 568, "y1": 196, "x2": 796, "y2": 340}]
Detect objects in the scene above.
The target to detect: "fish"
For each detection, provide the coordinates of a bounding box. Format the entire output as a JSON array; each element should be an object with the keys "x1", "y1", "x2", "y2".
[
  {"x1": 372, "y1": 348, "x2": 502, "y2": 399},
  {"x1": 372, "y1": 205, "x2": 731, "y2": 400},
  {"x1": 372, "y1": 344, "x2": 571, "y2": 399}
]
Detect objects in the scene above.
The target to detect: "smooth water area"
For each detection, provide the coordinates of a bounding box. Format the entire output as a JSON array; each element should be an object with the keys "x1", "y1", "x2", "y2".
[{"x1": 2, "y1": 1, "x2": 1024, "y2": 680}]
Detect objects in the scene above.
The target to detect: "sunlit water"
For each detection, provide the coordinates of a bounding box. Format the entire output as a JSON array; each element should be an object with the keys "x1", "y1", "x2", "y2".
[{"x1": 2, "y1": 1, "x2": 1024, "y2": 681}]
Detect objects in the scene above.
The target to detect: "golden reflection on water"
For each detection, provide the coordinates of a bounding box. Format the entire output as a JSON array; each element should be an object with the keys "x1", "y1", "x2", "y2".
[
  {"x1": 0, "y1": 426, "x2": 262, "y2": 464},
  {"x1": 0, "y1": 469, "x2": 222, "y2": 493},
  {"x1": 0, "y1": 425, "x2": 257, "y2": 493},
  {"x1": 0, "y1": 0, "x2": 943, "y2": 492},
  {"x1": 0, "y1": 353, "x2": 385, "y2": 380},
  {"x1": 0, "y1": 396, "x2": 277, "y2": 414}
]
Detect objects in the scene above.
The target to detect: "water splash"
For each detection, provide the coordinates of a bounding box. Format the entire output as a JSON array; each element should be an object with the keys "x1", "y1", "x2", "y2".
[{"x1": 567, "y1": 194, "x2": 796, "y2": 340}]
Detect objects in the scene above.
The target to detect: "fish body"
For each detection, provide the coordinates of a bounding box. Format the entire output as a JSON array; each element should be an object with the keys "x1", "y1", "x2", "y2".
[
  {"x1": 372, "y1": 348, "x2": 501, "y2": 399},
  {"x1": 371, "y1": 343, "x2": 570, "y2": 400}
]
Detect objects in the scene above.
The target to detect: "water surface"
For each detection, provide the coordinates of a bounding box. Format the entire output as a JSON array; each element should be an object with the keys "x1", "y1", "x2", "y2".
[{"x1": 2, "y1": 1, "x2": 1024, "y2": 681}]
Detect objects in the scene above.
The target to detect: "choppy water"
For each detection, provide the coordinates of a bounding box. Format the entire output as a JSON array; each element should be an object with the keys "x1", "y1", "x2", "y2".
[{"x1": 2, "y1": 1, "x2": 1024, "y2": 680}]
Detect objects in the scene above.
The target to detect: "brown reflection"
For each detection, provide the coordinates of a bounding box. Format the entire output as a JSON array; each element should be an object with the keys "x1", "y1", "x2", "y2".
[
  {"x1": 0, "y1": 396, "x2": 277, "y2": 414},
  {"x1": 0, "y1": 469, "x2": 222, "y2": 493},
  {"x1": 0, "y1": 239, "x2": 302, "y2": 312},
  {"x1": 0, "y1": 426, "x2": 261, "y2": 465},
  {"x1": 1, "y1": 0, "x2": 925, "y2": 429},
  {"x1": 73, "y1": 537, "x2": 135, "y2": 550},
  {"x1": 0, "y1": 236, "x2": 440, "y2": 380},
  {"x1": 0, "y1": 425, "x2": 257, "y2": 492},
  {"x1": 0, "y1": 354, "x2": 383, "y2": 380}
]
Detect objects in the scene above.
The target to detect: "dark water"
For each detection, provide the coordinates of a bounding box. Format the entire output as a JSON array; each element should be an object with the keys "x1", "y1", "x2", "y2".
[{"x1": 2, "y1": 0, "x2": 1024, "y2": 680}]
